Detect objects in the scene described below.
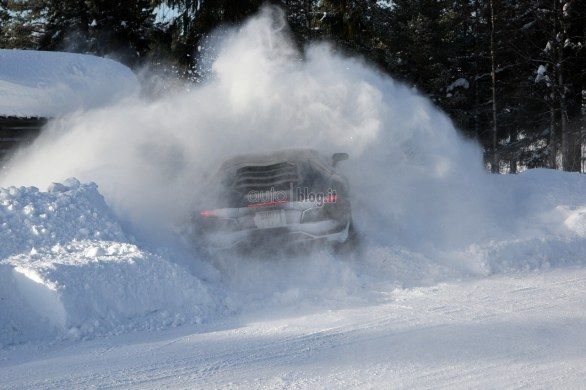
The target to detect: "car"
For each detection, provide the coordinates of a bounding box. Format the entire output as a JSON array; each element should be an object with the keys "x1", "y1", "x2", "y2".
[{"x1": 192, "y1": 148, "x2": 357, "y2": 253}]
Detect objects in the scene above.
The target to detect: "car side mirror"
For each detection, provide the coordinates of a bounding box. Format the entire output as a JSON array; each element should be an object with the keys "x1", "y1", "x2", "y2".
[{"x1": 332, "y1": 152, "x2": 349, "y2": 167}]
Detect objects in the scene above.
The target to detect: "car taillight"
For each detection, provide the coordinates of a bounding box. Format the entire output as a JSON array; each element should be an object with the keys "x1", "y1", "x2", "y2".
[
  {"x1": 323, "y1": 194, "x2": 337, "y2": 203},
  {"x1": 197, "y1": 212, "x2": 238, "y2": 231},
  {"x1": 200, "y1": 210, "x2": 216, "y2": 218}
]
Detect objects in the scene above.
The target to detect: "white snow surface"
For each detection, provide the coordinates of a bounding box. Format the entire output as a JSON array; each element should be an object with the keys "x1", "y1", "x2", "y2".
[
  {"x1": 0, "y1": 49, "x2": 139, "y2": 117},
  {"x1": 1, "y1": 267, "x2": 584, "y2": 389},
  {"x1": 0, "y1": 181, "x2": 214, "y2": 346},
  {"x1": 0, "y1": 178, "x2": 125, "y2": 259}
]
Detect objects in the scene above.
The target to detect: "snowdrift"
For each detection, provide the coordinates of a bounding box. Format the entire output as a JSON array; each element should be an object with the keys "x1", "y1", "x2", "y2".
[
  {"x1": 0, "y1": 49, "x2": 139, "y2": 117},
  {"x1": 0, "y1": 181, "x2": 213, "y2": 347}
]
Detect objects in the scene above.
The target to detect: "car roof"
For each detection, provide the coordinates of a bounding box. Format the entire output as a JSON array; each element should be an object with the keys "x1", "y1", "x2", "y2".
[{"x1": 220, "y1": 148, "x2": 328, "y2": 170}]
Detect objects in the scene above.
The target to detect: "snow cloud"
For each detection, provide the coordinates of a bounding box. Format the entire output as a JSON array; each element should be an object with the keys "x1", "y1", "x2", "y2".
[{"x1": 2, "y1": 6, "x2": 584, "y2": 275}]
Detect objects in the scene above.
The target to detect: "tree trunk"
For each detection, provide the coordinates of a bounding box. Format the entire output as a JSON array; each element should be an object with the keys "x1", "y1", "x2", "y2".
[
  {"x1": 509, "y1": 127, "x2": 518, "y2": 173},
  {"x1": 489, "y1": 0, "x2": 499, "y2": 173},
  {"x1": 559, "y1": 68, "x2": 573, "y2": 171},
  {"x1": 549, "y1": 104, "x2": 558, "y2": 169},
  {"x1": 557, "y1": 0, "x2": 576, "y2": 171},
  {"x1": 580, "y1": 121, "x2": 586, "y2": 173},
  {"x1": 472, "y1": 0, "x2": 481, "y2": 139},
  {"x1": 582, "y1": 91, "x2": 586, "y2": 173}
]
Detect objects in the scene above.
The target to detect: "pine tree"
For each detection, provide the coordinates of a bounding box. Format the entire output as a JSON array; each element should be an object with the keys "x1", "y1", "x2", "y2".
[
  {"x1": 40, "y1": 0, "x2": 91, "y2": 52},
  {"x1": 0, "y1": 0, "x2": 47, "y2": 49},
  {"x1": 515, "y1": 0, "x2": 585, "y2": 171},
  {"x1": 40, "y1": 0, "x2": 155, "y2": 66},
  {"x1": 161, "y1": 0, "x2": 263, "y2": 66},
  {"x1": 0, "y1": 1, "x2": 9, "y2": 42},
  {"x1": 86, "y1": 0, "x2": 155, "y2": 64}
]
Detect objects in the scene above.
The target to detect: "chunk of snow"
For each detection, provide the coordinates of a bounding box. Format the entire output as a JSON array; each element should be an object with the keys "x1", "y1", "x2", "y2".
[
  {"x1": 153, "y1": 4, "x2": 180, "y2": 26},
  {"x1": 47, "y1": 182, "x2": 69, "y2": 193},
  {"x1": 535, "y1": 65, "x2": 548, "y2": 83},
  {"x1": 564, "y1": 207, "x2": 586, "y2": 237},
  {"x1": 84, "y1": 246, "x2": 105, "y2": 258},
  {"x1": 377, "y1": 0, "x2": 394, "y2": 8},
  {"x1": 446, "y1": 78, "x2": 469, "y2": 93}
]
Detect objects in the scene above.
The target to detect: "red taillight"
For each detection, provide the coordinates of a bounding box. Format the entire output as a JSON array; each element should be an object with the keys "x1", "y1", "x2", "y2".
[
  {"x1": 200, "y1": 210, "x2": 216, "y2": 218},
  {"x1": 324, "y1": 194, "x2": 337, "y2": 203}
]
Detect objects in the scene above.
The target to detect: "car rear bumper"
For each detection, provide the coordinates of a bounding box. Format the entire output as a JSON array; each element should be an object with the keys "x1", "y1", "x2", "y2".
[{"x1": 203, "y1": 220, "x2": 350, "y2": 251}]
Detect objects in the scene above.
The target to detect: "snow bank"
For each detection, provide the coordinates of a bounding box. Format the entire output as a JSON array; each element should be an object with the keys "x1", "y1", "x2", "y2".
[
  {"x1": 0, "y1": 49, "x2": 139, "y2": 117},
  {"x1": 0, "y1": 181, "x2": 213, "y2": 347}
]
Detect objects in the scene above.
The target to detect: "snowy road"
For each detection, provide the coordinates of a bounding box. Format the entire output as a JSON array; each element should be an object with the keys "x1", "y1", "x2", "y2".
[{"x1": 2, "y1": 267, "x2": 584, "y2": 389}]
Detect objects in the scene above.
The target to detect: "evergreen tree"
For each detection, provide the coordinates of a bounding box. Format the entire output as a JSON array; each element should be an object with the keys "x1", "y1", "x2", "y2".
[
  {"x1": 0, "y1": 0, "x2": 47, "y2": 49},
  {"x1": 161, "y1": 0, "x2": 263, "y2": 67},
  {"x1": 40, "y1": 0, "x2": 155, "y2": 66},
  {"x1": 40, "y1": 0, "x2": 91, "y2": 52}
]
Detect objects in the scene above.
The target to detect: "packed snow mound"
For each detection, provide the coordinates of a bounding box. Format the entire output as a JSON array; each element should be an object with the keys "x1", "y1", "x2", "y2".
[
  {"x1": 0, "y1": 181, "x2": 214, "y2": 347},
  {"x1": 0, "y1": 178, "x2": 126, "y2": 259},
  {"x1": 0, "y1": 241, "x2": 213, "y2": 346},
  {"x1": 0, "y1": 49, "x2": 139, "y2": 117}
]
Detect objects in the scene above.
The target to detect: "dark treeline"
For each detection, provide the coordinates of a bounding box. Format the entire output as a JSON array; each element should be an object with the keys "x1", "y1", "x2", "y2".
[{"x1": 1, "y1": 0, "x2": 584, "y2": 172}]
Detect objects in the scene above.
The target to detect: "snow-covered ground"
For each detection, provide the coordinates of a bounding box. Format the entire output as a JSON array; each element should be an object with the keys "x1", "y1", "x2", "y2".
[
  {"x1": 0, "y1": 171, "x2": 584, "y2": 388},
  {"x1": 1, "y1": 10, "x2": 585, "y2": 389},
  {"x1": 1, "y1": 267, "x2": 584, "y2": 389},
  {"x1": 0, "y1": 49, "x2": 138, "y2": 117}
]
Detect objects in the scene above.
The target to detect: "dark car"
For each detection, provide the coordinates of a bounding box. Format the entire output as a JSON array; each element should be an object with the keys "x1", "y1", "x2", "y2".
[{"x1": 192, "y1": 148, "x2": 357, "y2": 253}]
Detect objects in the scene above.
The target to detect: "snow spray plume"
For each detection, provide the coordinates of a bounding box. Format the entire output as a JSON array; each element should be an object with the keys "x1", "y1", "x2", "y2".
[{"x1": 0, "y1": 7, "x2": 492, "y2": 257}]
